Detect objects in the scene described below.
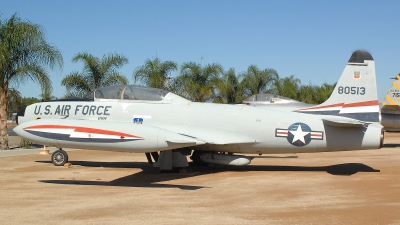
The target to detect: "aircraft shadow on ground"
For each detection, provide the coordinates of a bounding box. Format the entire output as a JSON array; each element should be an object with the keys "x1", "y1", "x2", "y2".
[
  {"x1": 37, "y1": 160, "x2": 379, "y2": 190},
  {"x1": 383, "y1": 143, "x2": 400, "y2": 148},
  {"x1": 253, "y1": 155, "x2": 298, "y2": 158},
  {"x1": 40, "y1": 171, "x2": 207, "y2": 190},
  {"x1": 37, "y1": 160, "x2": 206, "y2": 190}
]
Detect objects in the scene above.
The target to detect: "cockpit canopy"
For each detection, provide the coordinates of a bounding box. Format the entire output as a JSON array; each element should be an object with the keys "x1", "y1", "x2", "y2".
[{"x1": 84, "y1": 85, "x2": 170, "y2": 101}]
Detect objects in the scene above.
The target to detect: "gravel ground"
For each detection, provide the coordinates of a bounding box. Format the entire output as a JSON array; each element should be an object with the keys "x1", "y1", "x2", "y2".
[{"x1": 0, "y1": 132, "x2": 399, "y2": 224}]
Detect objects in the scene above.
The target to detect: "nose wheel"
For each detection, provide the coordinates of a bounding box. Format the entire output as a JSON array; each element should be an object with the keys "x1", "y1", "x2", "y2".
[{"x1": 51, "y1": 149, "x2": 69, "y2": 166}]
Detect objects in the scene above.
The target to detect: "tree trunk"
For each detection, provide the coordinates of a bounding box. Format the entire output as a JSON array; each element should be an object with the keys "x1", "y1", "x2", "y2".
[{"x1": 0, "y1": 86, "x2": 9, "y2": 150}]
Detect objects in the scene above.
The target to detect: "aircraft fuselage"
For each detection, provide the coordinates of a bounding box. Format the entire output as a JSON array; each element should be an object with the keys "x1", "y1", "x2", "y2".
[{"x1": 17, "y1": 98, "x2": 382, "y2": 154}]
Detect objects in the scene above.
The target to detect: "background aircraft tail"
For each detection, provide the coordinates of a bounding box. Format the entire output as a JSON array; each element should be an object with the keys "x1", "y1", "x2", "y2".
[
  {"x1": 380, "y1": 75, "x2": 400, "y2": 131},
  {"x1": 381, "y1": 75, "x2": 400, "y2": 113},
  {"x1": 295, "y1": 50, "x2": 380, "y2": 122}
]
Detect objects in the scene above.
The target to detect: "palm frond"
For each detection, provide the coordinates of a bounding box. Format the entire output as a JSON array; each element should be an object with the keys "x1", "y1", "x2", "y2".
[
  {"x1": 62, "y1": 52, "x2": 129, "y2": 95},
  {"x1": 133, "y1": 57, "x2": 177, "y2": 89}
]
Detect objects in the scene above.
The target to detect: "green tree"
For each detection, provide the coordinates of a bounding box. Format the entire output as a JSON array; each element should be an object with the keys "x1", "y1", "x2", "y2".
[
  {"x1": 214, "y1": 68, "x2": 245, "y2": 103},
  {"x1": 175, "y1": 62, "x2": 223, "y2": 102},
  {"x1": 7, "y1": 89, "x2": 22, "y2": 120},
  {"x1": 20, "y1": 97, "x2": 41, "y2": 108},
  {"x1": 298, "y1": 84, "x2": 317, "y2": 104},
  {"x1": 133, "y1": 57, "x2": 178, "y2": 90},
  {"x1": 241, "y1": 65, "x2": 278, "y2": 97},
  {"x1": 273, "y1": 75, "x2": 301, "y2": 100},
  {"x1": 62, "y1": 52, "x2": 128, "y2": 98},
  {"x1": 297, "y1": 82, "x2": 336, "y2": 104},
  {"x1": 314, "y1": 82, "x2": 336, "y2": 104},
  {"x1": 9, "y1": 95, "x2": 41, "y2": 118},
  {"x1": 0, "y1": 13, "x2": 63, "y2": 150}
]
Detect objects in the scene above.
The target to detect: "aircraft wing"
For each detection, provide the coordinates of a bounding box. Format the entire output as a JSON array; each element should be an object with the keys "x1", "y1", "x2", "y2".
[{"x1": 155, "y1": 123, "x2": 259, "y2": 145}]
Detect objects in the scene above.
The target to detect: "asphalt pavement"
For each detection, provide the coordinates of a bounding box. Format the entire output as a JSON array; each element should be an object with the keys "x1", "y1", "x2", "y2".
[{"x1": 7, "y1": 128, "x2": 16, "y2": 136}]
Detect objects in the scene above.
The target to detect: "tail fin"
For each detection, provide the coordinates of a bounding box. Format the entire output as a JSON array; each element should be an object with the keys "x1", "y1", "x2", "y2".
[
  {"x1": 380, "y1": 75, "x2": 400, "y2": 130},
  {"x1": 381, "y1": 75, "x2": 400, "y2": 113},
  {"x1": 296, "y1": 50, "x2": 380, "y2": 122}
]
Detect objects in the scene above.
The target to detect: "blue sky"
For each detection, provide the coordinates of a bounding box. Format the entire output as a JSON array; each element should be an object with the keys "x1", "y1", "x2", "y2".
[{"x1": 2, "y1": 0, "x2": 400, "y2": 100}]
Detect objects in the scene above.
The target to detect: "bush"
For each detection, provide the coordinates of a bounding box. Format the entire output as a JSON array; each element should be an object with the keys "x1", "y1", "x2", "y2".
[{"x1": 20, "y1": 139, "x2": 31, "y2": 149}]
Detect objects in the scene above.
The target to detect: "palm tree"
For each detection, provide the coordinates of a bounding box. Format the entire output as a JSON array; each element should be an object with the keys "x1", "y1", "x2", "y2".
[
  {"x1": 62, "y1": 52, "x2": 128, "y2": 98},
  {"x1": 133, "y1": 57, "x2": 178, "y2": 90},
  {"x1": 39, "y1": 79, "x2": 55, "y2": 101},
  {"x1": 175, "y1": 62, "x2": 223, "y2": 102},
  {"x1": 214, "y1": 68, "x2": 245, "y2": 104},
  {"x1": 241, "y1": 65, "x2": 279, "y2": 97},
  {"x1": 0, "y1": 13, "x2": 63, "y2": 150}
]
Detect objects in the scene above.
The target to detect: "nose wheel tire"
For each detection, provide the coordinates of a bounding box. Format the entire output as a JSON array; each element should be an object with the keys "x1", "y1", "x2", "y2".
[{"x1": 51, "y1": 150, "x2": 68, "y2": 166}]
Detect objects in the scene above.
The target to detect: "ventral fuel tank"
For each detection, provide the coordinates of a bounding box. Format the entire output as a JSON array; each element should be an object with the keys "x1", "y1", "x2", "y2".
[{"x1": 200, "y1": 153, "x2": 253, "y2": 166}]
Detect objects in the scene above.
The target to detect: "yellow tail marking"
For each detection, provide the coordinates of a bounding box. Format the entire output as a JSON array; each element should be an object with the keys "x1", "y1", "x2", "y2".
[
  {"x1": 382, "y1": 101, "x2": 387, "y2": 106},
  {"x1": 397, "y1": 74, "x2": 400, "y2": 80},
  {"x1": 393, "y1": 81, "x2": 400, "y2": 90},
  {"x1": 386, "y1": 94, "x2": 396, "y2": 105}
]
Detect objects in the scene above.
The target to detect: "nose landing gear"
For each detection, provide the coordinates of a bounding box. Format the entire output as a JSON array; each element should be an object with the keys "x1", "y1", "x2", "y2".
[{"x1": 51, "y1": 149, "x2": 69, "y2": 166}]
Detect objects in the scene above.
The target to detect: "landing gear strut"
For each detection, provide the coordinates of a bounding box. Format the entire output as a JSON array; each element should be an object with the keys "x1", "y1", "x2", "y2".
[
  {"x1": 51, "y1": 149, "x2": 68, "y2": 166},
  {"x1": 145, "y1": 152, "x2": 159, "y2": 164}
]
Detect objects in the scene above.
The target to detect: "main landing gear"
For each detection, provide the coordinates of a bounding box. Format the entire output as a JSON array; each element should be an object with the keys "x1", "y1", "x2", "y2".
[
  {"x1": 190, "y1": 150, "x2": 208, "y2": 166},
  {"x1": 51, "y1": 149, "x2": 69, "y2": 166}
]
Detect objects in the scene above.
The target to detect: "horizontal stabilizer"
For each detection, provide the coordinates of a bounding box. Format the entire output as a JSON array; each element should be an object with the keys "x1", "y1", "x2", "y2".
[{"x1": 322, "y1": 117, "x2": 367, "y2": 127}]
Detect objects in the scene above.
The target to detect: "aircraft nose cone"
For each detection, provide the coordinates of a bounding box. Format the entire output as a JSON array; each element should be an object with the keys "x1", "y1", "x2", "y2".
[{"x1": 13, "y1": 124, "x2": 25, "y2": 138}]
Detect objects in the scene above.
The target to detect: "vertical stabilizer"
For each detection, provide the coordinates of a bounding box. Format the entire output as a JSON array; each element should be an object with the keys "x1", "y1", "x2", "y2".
[
  {"x1": 380, "y1": 75, "x2": 400, "y2": 130},
  {"x1": 296, "y1": 50, "x2": 380, "y2": 122},
  {"x1": 381, "y1": 75, "x2": 400, "y2": 111}
]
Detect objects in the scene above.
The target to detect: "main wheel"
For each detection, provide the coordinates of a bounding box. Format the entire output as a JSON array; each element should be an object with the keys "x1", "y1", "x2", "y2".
[
  {"x1": 51, "y1": 150, "x2": 68, "y2": 166},
  {"x1": 190, "y1": 150, "x2": 208, "y2": 166}
]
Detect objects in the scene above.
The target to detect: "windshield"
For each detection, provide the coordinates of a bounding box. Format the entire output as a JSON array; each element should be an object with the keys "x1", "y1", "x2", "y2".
[{"x1": 93, "y1": 85, "x2": 170, "y2": 101}]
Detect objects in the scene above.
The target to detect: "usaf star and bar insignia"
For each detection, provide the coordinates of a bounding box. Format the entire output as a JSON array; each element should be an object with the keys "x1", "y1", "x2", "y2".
[{"x1": 275, "y1": 122, "x2": 323, "y2": 147}]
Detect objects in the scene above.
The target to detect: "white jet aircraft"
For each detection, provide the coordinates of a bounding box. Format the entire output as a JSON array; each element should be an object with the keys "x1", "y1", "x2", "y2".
[{"x1": 14, "y1": 50, "x2": 383, "y2": 170}]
